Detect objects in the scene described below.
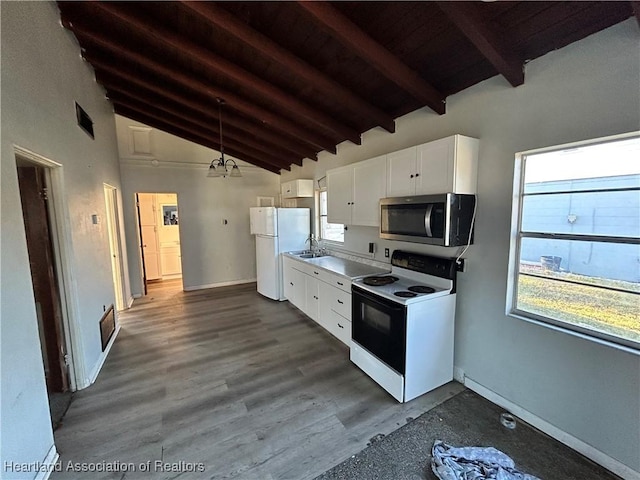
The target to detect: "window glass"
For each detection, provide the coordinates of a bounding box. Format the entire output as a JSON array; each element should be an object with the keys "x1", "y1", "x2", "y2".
[
  {"x1": 511, "y1": 136, "x2": 640, "y2": 349},
  {"x1": 319, "y1": 190, "x2": 344, "y2": 243}
]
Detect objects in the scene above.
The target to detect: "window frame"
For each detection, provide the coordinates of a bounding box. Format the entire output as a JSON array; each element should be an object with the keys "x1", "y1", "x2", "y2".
[
  {"x1": 316, "y1": 188, "x2": 344, "y2": 245},
  {"x1": 506, "y1": 132, "x2": 640, "y2": 355}
]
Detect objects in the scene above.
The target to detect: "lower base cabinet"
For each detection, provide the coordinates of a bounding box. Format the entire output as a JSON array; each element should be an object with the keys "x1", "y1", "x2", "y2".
[{"x1": 284, "y1": 256, "x2": 352, "y2": 347}]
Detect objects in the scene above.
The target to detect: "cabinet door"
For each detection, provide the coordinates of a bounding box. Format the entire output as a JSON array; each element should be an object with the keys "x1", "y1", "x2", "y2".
[
  {"x1": 352, "y1": 155, "x2": 386, "y2": 226},
  {"x1": 281, "y1": 181, "x2": 293, "y2": 198},
  {"x1": 327, "y1": 167, "x2": 353, "y2": 224},
  {"x1": 283, "y1": 258, "x2": 296, "y2": 302},
  {"x1": 160, "y1": 246, "x2": 182, "y2": 275},
  {"x1": 415, "y1": 137, "x2": 454, "y2": 195},
  {"x1": 386, "y1": 146, "x2": 417, "y2": 197},
  {"x1": 304, "y1": 274, "x2": 320, "y2": 321}
]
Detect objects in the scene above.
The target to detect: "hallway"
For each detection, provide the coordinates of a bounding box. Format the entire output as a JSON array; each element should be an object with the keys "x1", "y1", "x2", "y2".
[{"x1": 51, "y1": 281, "x2": 462, "y2": 479}]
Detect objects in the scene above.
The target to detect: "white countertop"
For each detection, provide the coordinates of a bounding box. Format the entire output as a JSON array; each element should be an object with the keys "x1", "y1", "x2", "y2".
[{"x1": 284, "y1": 252, "x2": 390, "y2": 279}]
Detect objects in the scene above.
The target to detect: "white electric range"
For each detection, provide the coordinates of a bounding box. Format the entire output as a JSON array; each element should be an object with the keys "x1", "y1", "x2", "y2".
[{"x1": 350, "y1": 250, "x2": 458, "y2": 402}]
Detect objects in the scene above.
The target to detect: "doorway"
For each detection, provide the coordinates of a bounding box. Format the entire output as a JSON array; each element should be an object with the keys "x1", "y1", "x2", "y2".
[
  {"x1": 137, "y1": 193, "x2": 183, "y2": 293},
  {"x1": 16, "y1": 162, "x2": 72, "y2": 427},
  {"x1": 104, "y1": 185, "x2": 126, "y2": 311}
]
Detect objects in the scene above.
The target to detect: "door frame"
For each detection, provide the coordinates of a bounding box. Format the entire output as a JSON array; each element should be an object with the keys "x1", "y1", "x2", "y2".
[
  {"x1": 14, "y1": 145, "x2": 85, "y2": 391},
  {"x1": 103, "y1": 184, "x2": 126, "y2": 311}
]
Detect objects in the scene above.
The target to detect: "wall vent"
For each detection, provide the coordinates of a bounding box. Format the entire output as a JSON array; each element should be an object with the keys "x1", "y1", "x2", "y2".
[
  {"x1": 99, "y1": 305, "x2": 115, "y2": 351},
  {"x1": 75, "y1": 102, "x2": 94, "y2": 139}
]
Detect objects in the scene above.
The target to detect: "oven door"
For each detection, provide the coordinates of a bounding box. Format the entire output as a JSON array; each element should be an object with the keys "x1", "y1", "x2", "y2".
[{"x1": 352, "y1": 286, "x2": 407, "y2": 374}]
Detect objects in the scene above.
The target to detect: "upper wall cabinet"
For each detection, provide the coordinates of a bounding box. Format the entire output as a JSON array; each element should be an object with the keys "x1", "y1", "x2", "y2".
[
  {"x1": 281, "y1": 179, "x2": 314, "y2": 198},
  {"x1": 327, "y1": 155, "x2": 386, "y2": 226},
  {"x1": 387, "y1": 135, "x2": 479, "y2": 197}
]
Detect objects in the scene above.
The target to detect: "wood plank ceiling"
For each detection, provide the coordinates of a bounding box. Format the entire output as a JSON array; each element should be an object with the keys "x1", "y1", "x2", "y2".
[{"x1": 57, "y1": 1, "x2": 635, "y2": 174}]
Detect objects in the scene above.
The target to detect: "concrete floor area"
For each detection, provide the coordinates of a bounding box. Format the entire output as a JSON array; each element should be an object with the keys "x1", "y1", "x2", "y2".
[{"x1": 316, "y1": 389, "x2": 620, "y2": 480}]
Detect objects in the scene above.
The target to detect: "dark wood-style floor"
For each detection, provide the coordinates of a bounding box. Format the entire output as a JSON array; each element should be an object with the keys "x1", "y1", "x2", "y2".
[{"x1": 52, "y1": 280, "x2": 463, "y2": 479}]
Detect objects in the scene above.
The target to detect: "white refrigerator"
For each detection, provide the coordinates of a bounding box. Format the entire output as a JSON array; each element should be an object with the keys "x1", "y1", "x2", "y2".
[{"x1": 250, "y1": 207, "x2": 310, "y2": 300}]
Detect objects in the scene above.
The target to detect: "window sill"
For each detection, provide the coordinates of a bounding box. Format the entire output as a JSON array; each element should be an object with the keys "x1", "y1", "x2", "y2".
[{"x1": 507, "y1": 310, "x2": 640, "y2": 356}]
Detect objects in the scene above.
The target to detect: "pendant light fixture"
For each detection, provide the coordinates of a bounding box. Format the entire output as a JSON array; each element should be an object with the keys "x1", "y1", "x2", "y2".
[{"x1": 207, "y1": 98, "x2": 241, "y2": 178}]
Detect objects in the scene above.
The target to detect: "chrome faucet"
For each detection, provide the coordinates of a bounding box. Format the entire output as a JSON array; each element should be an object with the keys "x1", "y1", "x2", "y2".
[{"x1": 305, "y1": 234, "x2": 319, "y2": 253}]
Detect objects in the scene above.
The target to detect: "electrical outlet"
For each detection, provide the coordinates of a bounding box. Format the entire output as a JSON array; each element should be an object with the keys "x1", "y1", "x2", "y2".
[
  {"x1": 456, "y1": 259, "x2": 465, "y2": 272},
  {"x1": 384, "y1": 248, "x2": 390, "y2": 258}
]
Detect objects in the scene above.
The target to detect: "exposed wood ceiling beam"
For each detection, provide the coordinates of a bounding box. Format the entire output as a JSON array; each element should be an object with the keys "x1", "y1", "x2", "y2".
[
  {"x1": 180, "y1": 1, "x2": 396, "y2": 134},
  {"x1": 114, "y1": 105, "x2": 282, "y2": 174},
  {"x1": 93, "y1": 68, "x2": 309, "y2": 165},
  {"x1": 632, "y1": 2, "x2": 640, "y2": 26},
  {"x1": 59, "y1": 13, "x2": 338, "y2": 154},
  {"x1": 91, "y1": 2, "x2": 361, "y2": 145},
  {"x1": 107, "y1": 89, "x2": 295, "y2": 170},
  {"x1": 296, "y1": 1, "x2": 445, "y2": 115},
  {"x1": 436, "y1": 2, "x2": 524, "y2": 87}
]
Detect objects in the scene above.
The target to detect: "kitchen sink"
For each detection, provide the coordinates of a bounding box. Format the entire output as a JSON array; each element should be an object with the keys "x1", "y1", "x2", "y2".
[{"x1": 298, "y1": 253, "x2": 327, "y2": 259}]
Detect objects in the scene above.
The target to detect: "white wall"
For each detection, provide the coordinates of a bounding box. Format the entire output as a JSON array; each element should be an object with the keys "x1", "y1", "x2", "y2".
[
  {"x1": 116, "y1": 117, "x2": 281, "y2": 295},
  {"x1": 1, "y1": 2, "x2": 129, "y2": 477},
  {"x1": 282, "y1": 19, "x2": 640, "y2": 474}
]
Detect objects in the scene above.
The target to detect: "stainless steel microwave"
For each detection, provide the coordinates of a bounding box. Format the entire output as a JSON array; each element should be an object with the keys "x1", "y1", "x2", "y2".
[{"x1": 380, "y1": 193, "x2": 476, "y2": 246}]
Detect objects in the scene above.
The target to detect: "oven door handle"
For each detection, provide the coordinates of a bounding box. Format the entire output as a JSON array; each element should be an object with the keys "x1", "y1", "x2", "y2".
[
  {"x1": 353, "y1": 286, "x2": 406, "y2": 312},
  {"x1": 424, "y1": 204, "x2": 433, "y2": 237}
]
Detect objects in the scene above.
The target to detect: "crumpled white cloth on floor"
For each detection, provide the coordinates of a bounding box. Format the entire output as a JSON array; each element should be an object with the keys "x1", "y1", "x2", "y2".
[{"x1": 431, "y1": 440, "x2": 541, "y2": 480}]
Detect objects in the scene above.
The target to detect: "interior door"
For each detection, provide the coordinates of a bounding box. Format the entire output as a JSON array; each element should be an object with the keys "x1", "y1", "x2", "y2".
[
  {"x1": 138, "y1": 193, "x2": 161, "y2": 280},
  {"x1": 17, "y1": 166, "x2": 69, "y2": 393}
]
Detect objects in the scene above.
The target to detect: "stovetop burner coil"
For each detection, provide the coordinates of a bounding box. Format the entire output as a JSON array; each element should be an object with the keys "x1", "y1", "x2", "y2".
[
  {"x1": 363, "y1": 275, "x2": 399, "y2": 286},
  {"x1": 393, "y1": 291, "x2": 417, "y2": 298},
  {"x1": 408, "y1": 285, "x2": 436, "y2": 294}
]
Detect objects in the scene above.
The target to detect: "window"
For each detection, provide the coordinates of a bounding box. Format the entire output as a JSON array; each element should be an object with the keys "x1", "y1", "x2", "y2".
[
  {"x1": 318, "y1": 189, "x2": 344, "y2": 243},
  {"x1": 508, "y1": 135, "x2": 640, "y2": 350}
]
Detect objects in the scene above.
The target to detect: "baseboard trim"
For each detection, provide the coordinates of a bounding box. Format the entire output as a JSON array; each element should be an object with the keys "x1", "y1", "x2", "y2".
[
  {"x1": 85, "y1": 324, "x2": 121, "y2": 387},
  {"x1": 127, "y1": 295, "x2": 135, "y2": 308},
  {"x1": 464, "y1": 377, "x2": 639, "y2": 480},
  {"x1": 34, "y1": 444, "x2": 59, "y2": 480},
  {"x1": 183, "y1": 278, "x2": 256, "y2": 291}
]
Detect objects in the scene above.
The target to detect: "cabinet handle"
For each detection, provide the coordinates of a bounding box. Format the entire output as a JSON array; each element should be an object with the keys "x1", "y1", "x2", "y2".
[
  {"x1": 314, "y1": 271, "x2": 319, "y2": 275},
  {"x1": 314, "y1": 296, "x2": 318, "y2": 300},
  {"x1": 290, "y1": 282, "x2": 293, "y2": 286},
  {"x1": 338, "y1": 323, "x2": 344, "y2": 329},
  {"x1": 337, "y1": 281, "x2": 344, "y2": 286},
  {"x1": 410, "y1": 174, "x2": 414, "y2": 178},
  {"x1": 415, "y1": 173, "x2": 420, "y2": 177},
  {"x1": 337, "y1": 299, "x2": 344, "y2": 304}
]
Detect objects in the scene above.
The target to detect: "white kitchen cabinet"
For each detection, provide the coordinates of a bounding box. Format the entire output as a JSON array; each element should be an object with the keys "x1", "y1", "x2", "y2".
[
  {"x1": 352, "y1": 155, "x2": 387, "y2": 226},
  {"x1": 285, "y1": 255, "x2": 354, "y2": 347},
  {"x1": 326, "y1": 310, "x2": 351, "y2": 346},
  {"x1": 326, "y1": 166, "x2": 352, "y2": 225},
  {"x1": 386, "y1": 146, "x2": 418, "y2": 197},
  {"x1": 327, "y1": 155, "x2": 387, "y2": 226},
  {"x1": 318, "y1": 280, "x2": 351, "y2": 347},
  {"x1": 304, "y1": 274, "x2": 320, "y2": 321},
  {"x1": 281, "y1": 179, "x2": 314, "y2": 198},
  {"x1": 283, "y1": 256, "x2": 306, "y2": 309},
  {"x1": 386, "y1": 135, "x2": 479, "y2": 196}
]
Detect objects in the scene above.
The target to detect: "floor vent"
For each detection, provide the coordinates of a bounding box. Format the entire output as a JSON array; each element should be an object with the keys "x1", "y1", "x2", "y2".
[{"x1": 99, "y1": 305, "x2": 115, "y2": 351}]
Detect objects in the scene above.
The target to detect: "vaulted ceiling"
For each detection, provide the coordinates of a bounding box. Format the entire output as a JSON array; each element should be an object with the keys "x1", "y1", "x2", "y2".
[{"x1": 57, "y1": 1, "x2": 636, "y2": 174}]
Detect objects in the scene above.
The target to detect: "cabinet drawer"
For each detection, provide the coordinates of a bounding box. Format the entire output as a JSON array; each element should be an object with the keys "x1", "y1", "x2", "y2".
[
  {"x1": 330, "y1": 288, "x2": 351, "y2": 319},
  {"x1": 327, "y1": 310, "x2": 351, "y2": 346},
  {"x1": 320, "y1": 270, "x2": 351, "y2": 293}
]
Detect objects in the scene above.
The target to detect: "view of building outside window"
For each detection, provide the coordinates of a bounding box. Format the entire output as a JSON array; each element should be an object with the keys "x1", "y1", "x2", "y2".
[
  {"x1": 514, "y1": 137, "x2": 640, "y2": 347},
  {"x1": 319, "y1": 190, "x2": 344, "y2": 243}
]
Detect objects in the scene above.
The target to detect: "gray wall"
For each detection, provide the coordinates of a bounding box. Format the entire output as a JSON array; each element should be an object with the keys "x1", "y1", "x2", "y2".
[
  {"x1": 1, "y1": 2, "x2": 128, "y2": 476},
  {"x1": 116, "y1": 117, "x2": 282, "y2": 295},
  {"x1": 281, "y1": 20, "x2": 640, "y2": 474},
  {"x1": 520, "y1": 174, "x2": 639, "y2": 282}
]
